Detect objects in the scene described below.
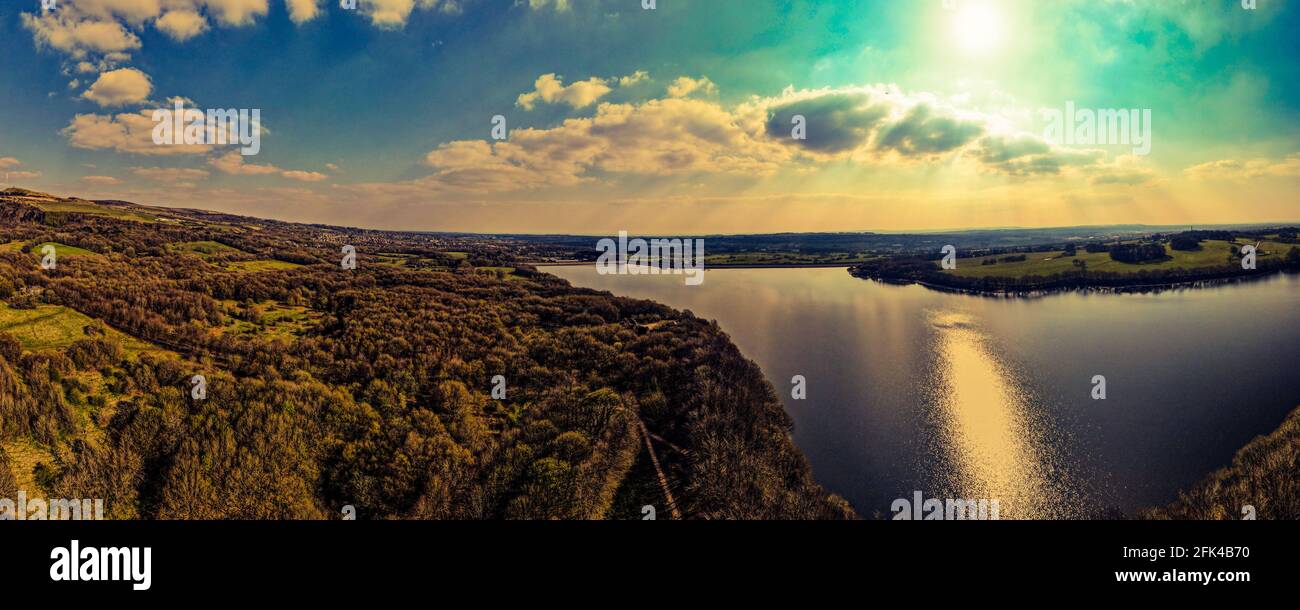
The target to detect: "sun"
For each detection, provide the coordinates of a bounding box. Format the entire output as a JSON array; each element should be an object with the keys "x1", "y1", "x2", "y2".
[{"x1": 951, "y1": 1, "x2": 1005, "y2": 56}]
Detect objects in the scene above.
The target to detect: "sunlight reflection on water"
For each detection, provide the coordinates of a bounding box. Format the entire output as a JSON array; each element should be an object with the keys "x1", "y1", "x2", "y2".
[{"x1": 925, "y1": 310, "x2": 1081, "y2": 519}]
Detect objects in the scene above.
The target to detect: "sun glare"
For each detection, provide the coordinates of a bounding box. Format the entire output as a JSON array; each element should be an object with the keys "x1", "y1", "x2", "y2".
[{"x1": 951, "y1": 1, "x2": 1005, "y2": 56}]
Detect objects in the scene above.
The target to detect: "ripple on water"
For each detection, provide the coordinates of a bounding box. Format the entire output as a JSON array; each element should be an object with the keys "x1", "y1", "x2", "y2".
[{"x1": 923, "y1": 309, "x2": 1088, "y2": 519}]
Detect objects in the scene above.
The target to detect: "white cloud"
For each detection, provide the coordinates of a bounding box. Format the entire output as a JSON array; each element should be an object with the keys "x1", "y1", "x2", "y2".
[
  {"x1": 81, "y1": 175, "x2": 124, "y2": 185},
  {"x1": 210, "y1": 150, "x2": 281, "y2": 175},
  {"x1": 0, "y1": 158, "x2": 39, "y2": 183},
  {"x1": 285, "y1": 0, "x2": 323, "y2": 25},
  {"x1": 20, "y1": 0, "x2": 472, "y2": 73},
  {"x1": 21, "y1": 11, "x2": 142, "y2": 58},
  {"x1": 82, "y1": 67, "x2": 153, "y2": 106},
  {"x1": 517, "y1": 73, "x2": 614, "y2": 110},
  {"x1": 155, "y1": 10, "x2": 208, "y2": 41},
  {"x1": 415, "y1": 96, "x2": 792, "y2": 193},
  {"x1": 62, "y1": 111, "x2": 214, "y2": 155},
  {"x1": 527, "y1": 0, "x2": 570, "y2": 10},
  {"x1": 204, "y1": 0, "x2": 270, "y2": 27},
  {"x1": 282, "y1": 170, "x2": 328, "y2": 182},
  {"x1": 365, "y1": 0, "x2": 461, "y2": 28},
  {"x1": 391, "y1": 80, "x2": 1159, "y2": 196},
  {"x1": 1184, "y1": 153, "x2": 1300, "y2": 180},
  {"x1": 618, "y1": 70, "x2": 650, "y2": 87},
  {"x1": 210, "y1": 150, "x2": 329, "y2": 182},
  {"x1": 130, "y1": 166, "x2": 211, "y2": 181},
  {"x1": 61, "y1": 0, "x2": 164, "y2": 24},
  {"x1": 666, "y1": 76, "x2": 717, "y2": 98}
]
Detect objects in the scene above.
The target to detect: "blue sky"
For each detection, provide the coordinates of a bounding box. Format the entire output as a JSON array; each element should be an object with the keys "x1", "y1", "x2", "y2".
[{"x1": 1, "y1": 0, "x2": 1298, "y2": 233}]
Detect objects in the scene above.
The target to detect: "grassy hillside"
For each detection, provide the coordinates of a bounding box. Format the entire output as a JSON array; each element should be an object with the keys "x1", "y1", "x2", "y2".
[
  {"x1": 173, "y1": 240, "x2": 244, "y2": 258},
  {"x1": 31, "y1": 199, "x2": 159, "y2": 223},
  {"x1": 226, "y1": 259, "x2": 303, "y2": 272},
  {"x1": 32, "y1": 242, "x2": 100, "y2": 259},
  {"x1": 947, "y1": 239, "x2": 1292, "y2": 279},
  {"x1": 0, "y1": 303, "x2": 167, "y2": 358},
  {"x1": 853, "y1": 231, "x2": 1300, "y2": 293}
]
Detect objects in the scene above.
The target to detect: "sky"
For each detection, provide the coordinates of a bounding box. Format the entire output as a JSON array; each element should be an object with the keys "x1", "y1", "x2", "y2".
[{"x1": 1, "y1": 0, "x2": 1298, "y2": 234}]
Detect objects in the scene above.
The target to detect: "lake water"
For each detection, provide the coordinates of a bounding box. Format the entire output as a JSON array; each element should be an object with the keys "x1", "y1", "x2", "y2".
[{"x1": 548, "y1": 265, "x2": 1300, "y2": 519}]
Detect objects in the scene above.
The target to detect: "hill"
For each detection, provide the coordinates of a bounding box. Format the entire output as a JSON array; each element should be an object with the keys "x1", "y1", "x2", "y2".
[{"x1": 0, "y1": 190, "x2": 852, "y2": 519}]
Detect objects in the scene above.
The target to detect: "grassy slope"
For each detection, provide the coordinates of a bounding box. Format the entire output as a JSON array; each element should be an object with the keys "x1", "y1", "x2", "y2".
[
  {"x1": 173, "y1": 240, "x2": 244, "y2": 258},
  {"x1": 225, "y1": 259, "x2": 303, "y2": 272},
  {"x1": 27, "y1": 198, "x2": 158, "y2": 223},
  {"x1": 0, "y1": 438, "x2": 54, "y2": 496},
  {"x1": 216, "y1": 299, "x2": 323, "y2": 341},
  {"x1": 1146, "y1": 406, "x2": 1300, "y2": 520},
  {"x1": 32, "y1": 242, "x2": 100, "y2": 258},
  {"x1": 706, "y1": 252, "x2": 878, "y2": 266},
  {"x1": 0, "y1": 302, "x2": 167, "y2": 358},
  {"x1": 946, "y1": 239, "x2": 1291, "y2": 279}
]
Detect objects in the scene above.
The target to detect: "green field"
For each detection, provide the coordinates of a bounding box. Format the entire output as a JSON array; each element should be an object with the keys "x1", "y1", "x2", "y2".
[
  {"x1": 32, "y1": 241, "x2": 99, "y2": 258},
  {"x1": 217, "y1": 299, "x2": 321, "y2": 340},
  {"x1": 373, "y1": 253, "x2": 416, "y2": 267},
  {"x1": 28, "y1": 198, "x2": 158, "y2": 223},
  {"x1": 0, "y1": 302, "x2": 167, "y2": 357},
  {"x1": 705, "y1": 251, "x2": 878, "y2": 266},
  {"x1": 0, "y1": 438, "x2": 55, "y2": 495},
  {"x1": 474, "y1": 266, "x2": 526, "y2": 280},
  {"x1": 174, "y1": 240, "x2": 245, "y2": 258},
  {"x1": 226, "y1": 259, "x2": 303, "y2": 272},
  {"x1": 946, "y1": 239, "x2": 1293, "y2": 279}
]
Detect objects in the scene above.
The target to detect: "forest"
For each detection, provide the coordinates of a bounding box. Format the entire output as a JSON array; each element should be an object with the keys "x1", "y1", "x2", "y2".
[{"x1": 0, "y1": 189, "x2": 852, "y2": 520}]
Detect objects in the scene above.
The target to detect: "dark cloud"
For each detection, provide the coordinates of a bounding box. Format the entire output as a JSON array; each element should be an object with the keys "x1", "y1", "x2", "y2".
[
  {"x1": 875, "y1": 105, "x2": 984, "y2": 156},
  {"x1": 974, "y1": 135, "x2": 1102, "y2": 176},
  {"x1": 764, "y1": 93, "x2": 888, "y2": 153}
]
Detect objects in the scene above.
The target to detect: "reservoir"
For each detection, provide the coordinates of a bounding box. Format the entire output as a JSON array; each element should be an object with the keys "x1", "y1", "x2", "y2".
[{"x1": 549, "y1": 266, "x2": 1300, "y2": 518}]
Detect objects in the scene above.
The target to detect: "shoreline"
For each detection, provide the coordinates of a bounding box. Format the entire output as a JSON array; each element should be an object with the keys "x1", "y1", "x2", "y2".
[
  {"x1": 529, "y1": 261, "x2": 859, "y2": 270},
  {"x1": 1145, "y1": 405, "x2": 1300, "y2": 520},
  {"x1": 849, "y1": 268, "x2": 1296, "y2": 298}
]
